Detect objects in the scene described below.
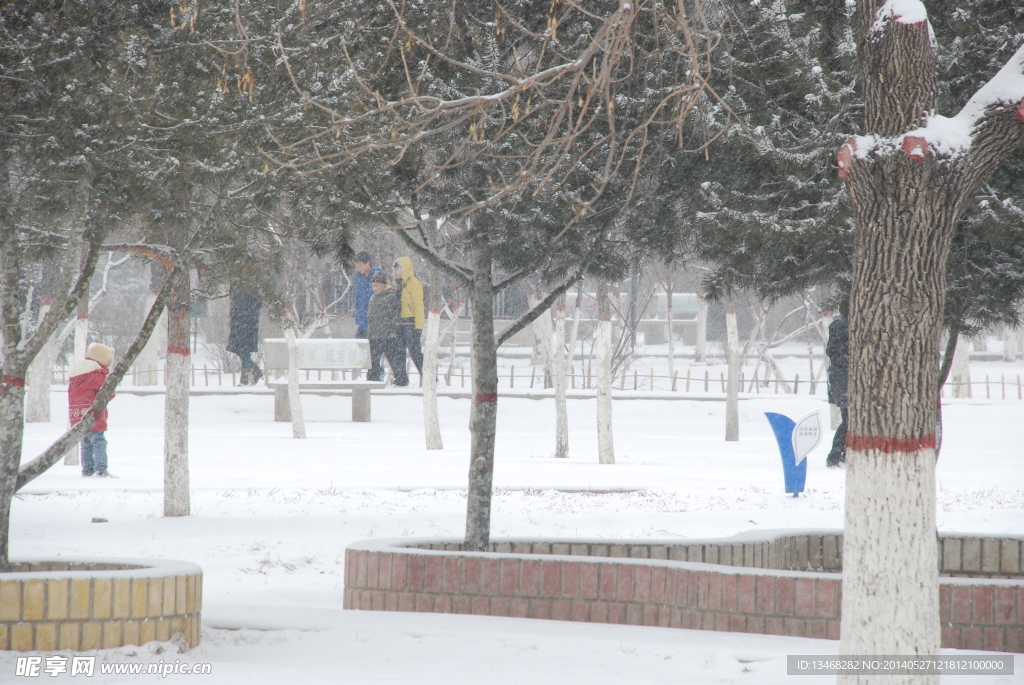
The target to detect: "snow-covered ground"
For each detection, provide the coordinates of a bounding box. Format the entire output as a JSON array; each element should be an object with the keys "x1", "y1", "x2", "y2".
[{"x1": 5, "y1": 388, "x2": 1023, "y2": 683}]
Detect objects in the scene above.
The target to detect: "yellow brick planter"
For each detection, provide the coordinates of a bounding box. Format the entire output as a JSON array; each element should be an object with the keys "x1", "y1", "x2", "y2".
[{"x1": 0, "y1": 558, "x2": 202, "y2": 651}]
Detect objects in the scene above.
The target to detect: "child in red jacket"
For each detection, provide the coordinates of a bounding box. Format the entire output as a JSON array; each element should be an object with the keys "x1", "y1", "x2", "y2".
[{"x1": 68, "y1": 343, "x2": 115, "y2": 477}]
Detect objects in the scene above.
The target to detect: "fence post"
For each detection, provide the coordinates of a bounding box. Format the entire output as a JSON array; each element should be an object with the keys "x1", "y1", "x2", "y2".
[
  {"x1": 530, "y1": 366, "x2": 536, "y2": 389},
  {"x1": 511, "y1": 365, "x2": 515, "y2": 389},
  {"x1": 649, "y1": 368, "x2": 654, "y2": 392},
  {"x1": 985, "y1": 375, "x2": 990, "y2": 400},
  {"x1": 794, "y1": 374, "x2": 800, "y2": 395},
  {"x1": 720, "y1": 372, "x2": 725, "y2": 393}
]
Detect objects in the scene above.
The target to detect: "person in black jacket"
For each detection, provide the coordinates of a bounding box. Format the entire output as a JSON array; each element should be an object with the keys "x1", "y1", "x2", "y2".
[
  {"x1": 227, "y1": 287, "x2": 263, "y2": 385},
  {"x1": 826, "y1": 315, "x2": 849, "y2": 467},
  {"x1": 365, "y1": 271, "x2": 409, "y2": 386}
]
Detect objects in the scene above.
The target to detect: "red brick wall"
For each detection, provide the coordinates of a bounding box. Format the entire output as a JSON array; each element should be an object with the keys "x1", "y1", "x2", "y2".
[{"x1": 344, "y1": 539, "x2": 1024, "y2": 653}]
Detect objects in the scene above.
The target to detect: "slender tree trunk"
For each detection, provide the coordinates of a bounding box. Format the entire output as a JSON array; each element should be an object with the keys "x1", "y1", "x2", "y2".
[
  {"x1": 422, "y1": 297, "x2": 443, "y2": 450},
  {"x1": 135, "y1": 289, "x2": 163, "y2": 386},
  {"x1": 554, "y1": 295, "x2": 569, "y2": 458},
  {"x1": 596, "y1": 281, "x2": 614, "y2": 464},
  {"x1": 26, "y1": 301, "x2": 55, "y2": 423},
  {"x1": 285, "y1": 326, "x2": 306, "y2": 439},
  {"x1": 464, "y1": 242, "x2": 498, "y2": 551},
  {"x1": 666, "y1": 287, "x2": 675, "y2": 380},
  {"x1": 695, "y1": 298, "x2": 708, "y2": 364},
  {"x1": 724, "y1": 291, "x2": 739, "y2": 442},
  {"x1": 163, "y1": 267, "x2": 191, "y2": 517},
  {"x1": 1002, "y1": 326, "x2": 1017, "y2": 362},
  {"x1": 949, "y1": 336, "x2": 970, "y2": 398},
  {"x1": 532, "y1": 299, "x2": 554, "y2": 388},
  {"x1": 63, "y1": 300, "x2": 90, "y2": 465}
]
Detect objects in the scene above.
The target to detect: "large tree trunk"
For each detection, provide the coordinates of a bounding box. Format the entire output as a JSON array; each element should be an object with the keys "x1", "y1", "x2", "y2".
[
  {"x1": 421, "y1": 276, "x2": 443, "y2": 450},
  {"x1": 463, "y1": 242, "x2": 498, "y2": 551},
  {"x1": 25, "y1": 301, "x2": 55, "y2": 423},
  {"x1": 724, "y1": 291, "x2": 739, "y2": 442},
  {"x1": 553, "y1": 294, "x2": 568, "y2": 458},
  {"x1": 596, "y1": 281, "x2": 614, "y2": 464},
  {"x1": 163, "y1": 267, "x2": 191, "y2": 517},
  {"x1": 837, "y1": 8, "x2": 1024, "y2": 671}
]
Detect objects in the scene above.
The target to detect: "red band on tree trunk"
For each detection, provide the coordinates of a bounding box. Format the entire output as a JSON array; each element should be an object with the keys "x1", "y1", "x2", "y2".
[
  {"x1": 2, "y1": 375, "x2": 25, "y2": 387},
  {"x1": 76, "y1": 312, "x2": 89, "y2": 319},
  {"x1": 1017, "y1": 99, "x2": 1024, "y2": 122},
  {"x1": 430, "y1": 307, "x2": 443, "y2": 314},
  {"x1": 167, "y1": 345, "x2": 191, "y2": 356},
  {"x1": 474, "y1": 392, "x2": 498, "y2": 404},
  {"x1": 846, "y1": 434, "x2": 936, "y2": 453},
  {"x1": 598, "y1": 315, "x2": 611, "y2": 322},
  {"x1": 902, "y1": 135, "x2": 928, "y2": 161}
]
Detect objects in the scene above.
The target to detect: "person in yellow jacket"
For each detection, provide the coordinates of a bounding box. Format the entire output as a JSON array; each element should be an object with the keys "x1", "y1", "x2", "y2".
[{"x1": 393, "y1": 257, "x2": 425, "y2": 377}]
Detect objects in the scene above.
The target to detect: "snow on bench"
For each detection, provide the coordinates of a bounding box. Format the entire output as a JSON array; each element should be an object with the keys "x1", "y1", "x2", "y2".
[{"x1": 263, "y1": 338, "x2": 384, "y2": 422}]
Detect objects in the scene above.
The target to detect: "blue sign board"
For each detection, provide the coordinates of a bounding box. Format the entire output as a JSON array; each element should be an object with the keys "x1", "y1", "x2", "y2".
[{"x1": 764, "y1": 412, "x2": 821, "y2": 497}]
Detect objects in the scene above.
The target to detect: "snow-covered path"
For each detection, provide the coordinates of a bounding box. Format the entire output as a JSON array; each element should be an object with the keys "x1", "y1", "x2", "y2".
[{"x1": 4, "y1": 391, "x2": 1022, "y2": 683}]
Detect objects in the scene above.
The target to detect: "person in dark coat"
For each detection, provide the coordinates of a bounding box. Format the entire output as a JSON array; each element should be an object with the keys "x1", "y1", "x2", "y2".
[
  {"x1": 826, "y1": 315, "x2": 849, "y2": 467},
  {"x1": 365, "y1": 271, "x2": 408, "y2": 386},
  {"x1": 227, "y1": 287, "x2": 263, "y2": 385},
  {"x1": 353, "y1": 251, "x2": 382, "y2": 339}
]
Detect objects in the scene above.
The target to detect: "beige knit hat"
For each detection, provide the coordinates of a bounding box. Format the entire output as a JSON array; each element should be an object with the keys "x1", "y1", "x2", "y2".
[{"x1": 86, "y1": 343, "x2": 115, "y2": 368}]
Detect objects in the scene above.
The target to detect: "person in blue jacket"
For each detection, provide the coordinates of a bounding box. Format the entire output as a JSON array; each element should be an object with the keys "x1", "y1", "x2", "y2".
[{"x1": 353, "y1": 251, "x2": 382, "y2": 339}]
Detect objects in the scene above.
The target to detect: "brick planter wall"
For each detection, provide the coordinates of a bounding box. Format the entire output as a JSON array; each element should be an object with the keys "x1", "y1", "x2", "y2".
[
  {"x1": 0, "y1": 557, "x2": 202, "y2": 651},
  {"x1": 344, "y1": 531, "x2": 1024, "y2": 653}
]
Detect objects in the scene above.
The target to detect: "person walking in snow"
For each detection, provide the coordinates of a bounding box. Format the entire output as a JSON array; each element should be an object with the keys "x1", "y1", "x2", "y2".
[
  {"x1": 227, "y1": 286, "x2": 263, "y2": 385},
  {"x1": 826, "y1": 314, "x2": 849, "y2": 468},
  {"x1": 392, "y1": 257, "x2": 425, "y2": 378},
  {"x1": 353, "y1": 251, "x2": 382, "y2": 339},
  {"x1": 365, "y1": 271, "x2": 409, "y2": 386},
  {"x1": 69, "y1": 343, "x2": 116, "y2": 477}
]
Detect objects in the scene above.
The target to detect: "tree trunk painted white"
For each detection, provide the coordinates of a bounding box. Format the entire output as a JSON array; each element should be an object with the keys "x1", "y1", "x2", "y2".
[
  {"x1": 163, "y1": 274, "x2": 190, "y2": 518},
  {"x1": 135, "y1": 290, "x2": 164, "y2": 386},
  {"x1": 567, "y1": 298, "x2": 581, "y2": 362},
  {"x1": 553, "y1": 295, "x2": 568, "y2": 458},
  {"x1": 25, "y1": 302, "x2": 55, "y2": 423},
  {"x1": 724, "y1": 292, "x2": 739, "y2": 442},
  {"x1": 529, "y1": 296, "x2": 544, "y2": 365},
  {"x1": 1003, "y1": 326, "x2": 1017, "y2": 362},
  {"x1": 73, "y1": 315, "x2": 88, "y2": 362},
  {"x1": 665, "y1": 290, "x2": 676, "y2": 380},
  {"x1": 63, "y1": 309, "x2": 89, "y2": 465},
  {"x1": 950, "y1": 337, "x2": 970, "y2": 398},
  {"x1": 534, "y1": 303, "x2": 554, "y2": 388},
  {"x1": 285, "y1": 327, "x2": 306, "y2": 439},
  {"x1": 596, "y1": 282, "x2": 614, "y2": 464},
  {"x1": 839, "y1": 447, "x2": 939, "y2": 685},
  {"x1": 421, "y1": 306, "x2": 443, "y2": 450},
  {"x1": 694, "y1": 298, "x2": 708, "y2": 364}
]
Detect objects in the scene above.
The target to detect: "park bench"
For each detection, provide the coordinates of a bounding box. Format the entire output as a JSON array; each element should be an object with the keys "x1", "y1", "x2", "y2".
[{"x1": 263, "y1": 338, "x2": 385, "y2": 422}]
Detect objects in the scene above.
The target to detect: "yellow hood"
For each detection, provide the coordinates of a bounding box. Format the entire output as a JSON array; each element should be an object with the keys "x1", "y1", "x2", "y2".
[{"x1": 394, "y1": 257, "x2": 415, "y2": 281}]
